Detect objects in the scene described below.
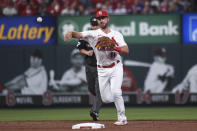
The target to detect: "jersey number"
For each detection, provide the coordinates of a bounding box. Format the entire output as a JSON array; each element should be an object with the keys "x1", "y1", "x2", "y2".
[{"x1": 109, "y1": 52, "x2": 117, "y2": 59}]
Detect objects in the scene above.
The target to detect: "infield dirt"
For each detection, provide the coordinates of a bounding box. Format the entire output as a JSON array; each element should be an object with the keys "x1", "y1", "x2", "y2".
[{"x1": 0, "y1": 121, "x2": 197, "y2": 131}]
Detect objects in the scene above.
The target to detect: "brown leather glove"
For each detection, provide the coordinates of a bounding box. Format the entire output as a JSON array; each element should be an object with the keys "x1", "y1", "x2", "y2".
[{"x1": 96, "y1": 36, "x2": 116, "y2": 48}]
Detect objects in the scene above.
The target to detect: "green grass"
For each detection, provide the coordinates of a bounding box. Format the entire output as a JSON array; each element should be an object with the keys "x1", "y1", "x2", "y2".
[{"x1": 0, "y1": 107, "x2": 197, "y2": 121}]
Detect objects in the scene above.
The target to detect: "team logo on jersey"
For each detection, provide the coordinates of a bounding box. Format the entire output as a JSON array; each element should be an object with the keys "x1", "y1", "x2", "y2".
[
  {"x1": 95, "y1": 41, "x2": 113, "y2": 51},
  {"x1": 96, "y1": 46, "x2": 113, "y2": 51}
]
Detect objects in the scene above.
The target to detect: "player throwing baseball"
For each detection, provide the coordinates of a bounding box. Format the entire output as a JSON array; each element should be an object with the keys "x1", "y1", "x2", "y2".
[{"x1": 64, "y1": 10, "x2": 129, "y2": 125}]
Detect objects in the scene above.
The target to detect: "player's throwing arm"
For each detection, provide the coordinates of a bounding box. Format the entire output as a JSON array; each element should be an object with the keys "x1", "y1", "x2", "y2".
[{"x1": 64, "y1": 31, "x2": 82, "y2": 41}]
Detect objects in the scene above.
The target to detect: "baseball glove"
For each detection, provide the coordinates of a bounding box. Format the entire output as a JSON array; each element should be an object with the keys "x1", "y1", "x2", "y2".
[{"x1": 96, "y1": 36, "x2": 116, "y2": 48}]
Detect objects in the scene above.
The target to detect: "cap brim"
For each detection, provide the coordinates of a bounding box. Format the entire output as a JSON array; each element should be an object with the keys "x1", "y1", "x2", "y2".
[{"x1": 96, "y1": 16, "x2": 108, "y2": 18}]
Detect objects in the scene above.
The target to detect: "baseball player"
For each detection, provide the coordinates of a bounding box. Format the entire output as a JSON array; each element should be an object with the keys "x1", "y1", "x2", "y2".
[
  {"x1": 76, "y1": 16, "x2": 102, "y2": 121},
  {"x1": 64, "y1": 10, "x2": 129, "y2": 125},
  {"x1": 144, "y1": 48, "x2": 174, "y2": 93},
  {"x1": 3, "y1": 49, "x2": 47, "y2": 95},
  {"x1": 172, "y1": 64, "x2": 197, "y2": 93}
]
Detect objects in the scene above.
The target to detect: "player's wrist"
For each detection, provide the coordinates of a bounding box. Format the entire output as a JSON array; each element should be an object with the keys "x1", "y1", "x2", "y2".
[{"x1": 114, "y1": 47, "x2": 122, "y2": 53}]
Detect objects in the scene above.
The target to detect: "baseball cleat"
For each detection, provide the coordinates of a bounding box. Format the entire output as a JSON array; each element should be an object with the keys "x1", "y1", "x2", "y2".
[
  {"x1": 90, "y1": 112, "x2": 99, "y2": 121},
  {"x1": 114, "y1": 120, "x2": 128, "y2": 126}
]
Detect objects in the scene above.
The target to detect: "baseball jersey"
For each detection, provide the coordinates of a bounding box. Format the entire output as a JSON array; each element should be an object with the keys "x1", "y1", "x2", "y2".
[
  {"x1": 21, "y1": 66, "x2": 47, "y2": 95},
  {"x1": 76, "y1": 40, "x2": 97, "y2": 67},
  {"x1": 81, "y1": 28, "x2": 127, "y2": 66}
]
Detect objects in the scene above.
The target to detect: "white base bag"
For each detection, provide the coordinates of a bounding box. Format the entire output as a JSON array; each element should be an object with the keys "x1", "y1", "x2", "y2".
[{"x1": 72, "y1": 122, "x2": 105, "y2": 129}]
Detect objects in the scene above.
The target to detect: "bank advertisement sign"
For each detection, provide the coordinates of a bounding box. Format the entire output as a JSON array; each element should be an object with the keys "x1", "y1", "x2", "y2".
[
  {"x1": 58, "y1": 15, "x2": 180, "y2": 44},
  {"x1": 0, "y1": 16, "x2": 55, "y2": 45},
  {"x1": 183, "y1": 14, "x2": 197, "y2": 44}
]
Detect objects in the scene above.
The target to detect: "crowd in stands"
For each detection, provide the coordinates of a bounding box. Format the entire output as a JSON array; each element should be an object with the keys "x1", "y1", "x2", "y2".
[{"x1": 0, "y1": 0, "x2": 196, "y2": 16}]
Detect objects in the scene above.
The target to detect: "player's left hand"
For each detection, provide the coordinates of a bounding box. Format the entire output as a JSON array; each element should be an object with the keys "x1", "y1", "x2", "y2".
[
  {"x1": 64, "y1": 31, "x2": 72, "y2": 42},
  {"x1": 96, "y1": 36, "x2": 116, "y2": 48}
]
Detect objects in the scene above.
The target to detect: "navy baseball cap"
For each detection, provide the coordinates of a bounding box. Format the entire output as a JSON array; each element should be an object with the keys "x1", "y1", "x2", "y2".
[{"x1": 90, "y1": 16, "x2": 98, "y2": 26}]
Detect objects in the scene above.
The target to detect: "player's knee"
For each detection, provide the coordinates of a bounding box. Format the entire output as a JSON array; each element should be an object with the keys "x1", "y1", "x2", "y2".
[
  {"x1": 112, "y1": 90, "x2": 122, "y2": 98},
  {"x1": 101, "y1": 96, "x2": 113, "y2": 103},
  {"x1": 101, "y1": 98, "x2": 110, "y2": 103}
]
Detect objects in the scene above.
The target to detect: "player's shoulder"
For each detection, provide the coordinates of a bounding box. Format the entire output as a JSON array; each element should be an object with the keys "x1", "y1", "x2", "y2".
[
  {"x1": 95, "y1": 28, "x2": 102, "y2": 34},
  {"x1": 85, "y1": 29, "x2": 100, "y2": 36},
  {"x1": 88, "y1": 28, "x2": 100, "y2": 33},
  {"x1": 95, "y1": 28, "x2": 101, "y2": 32}
]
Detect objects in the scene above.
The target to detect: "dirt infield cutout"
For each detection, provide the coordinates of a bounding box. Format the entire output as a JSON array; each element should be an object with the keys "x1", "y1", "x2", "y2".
[{"x1": 0, "y1": 121, "x2": 197, "y2": 131}]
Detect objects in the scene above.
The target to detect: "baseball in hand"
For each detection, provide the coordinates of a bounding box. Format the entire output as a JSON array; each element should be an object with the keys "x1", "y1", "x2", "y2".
[{"x1": 37, "y1": 17, "x2": 43, "y2": 22}]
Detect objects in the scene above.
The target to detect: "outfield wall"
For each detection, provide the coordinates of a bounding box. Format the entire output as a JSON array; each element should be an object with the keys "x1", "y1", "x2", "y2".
[
  {"x1": 1, "y1": 91, "x2": 197, "y2": 107},
  {"x1": 0, "y1": 14, "x2": 197, "y2": 107}
]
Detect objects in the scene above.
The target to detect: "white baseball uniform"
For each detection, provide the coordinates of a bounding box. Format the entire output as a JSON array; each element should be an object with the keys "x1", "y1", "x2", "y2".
[
  {"x1": 172, "y1": 64, "x2": 197, "y2": 93},
  {"x1": 81, "y1": 28, "x2": 127, "y2": 121}
]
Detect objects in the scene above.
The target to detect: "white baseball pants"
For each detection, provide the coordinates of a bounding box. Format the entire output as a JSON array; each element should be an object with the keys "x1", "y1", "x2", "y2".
[{"x1": 97, "y1": 62, "x2": 127, "y2": 121}]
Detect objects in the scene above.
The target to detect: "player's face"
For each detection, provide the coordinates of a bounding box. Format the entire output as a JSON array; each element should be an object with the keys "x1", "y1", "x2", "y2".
[
  {"x1": 30, "y1": 56, "x2": 42, "y2": 68},
  {"x1": 97, "y1": 16, "x2": 109, "y2": 29},
  {"x1": 71, "y1": 54, "x2": 84, "y2": 69}
]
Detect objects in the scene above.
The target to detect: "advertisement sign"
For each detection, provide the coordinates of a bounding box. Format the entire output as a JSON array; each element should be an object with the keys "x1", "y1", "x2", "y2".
[
  {"x1": 0, "y1": 16, "x2": 55, "y2": 45},
  {"x1": 57, "y1": 15, "x2": 180, "y2": 44},
  {"x1": 1, "y1": 92, "x2": 197, "y2": 107},
  {"x1": 57, "y1": 16, "x2": 90, "y2": 45},
  {"x1": 183, "y1": 14, "x2": 197, "y2": 44}
]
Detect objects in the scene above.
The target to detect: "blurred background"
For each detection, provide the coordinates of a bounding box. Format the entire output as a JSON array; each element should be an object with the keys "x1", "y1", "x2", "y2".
[{"x1": 0, "y1": 0, "x2": 197, "y2": 107}]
